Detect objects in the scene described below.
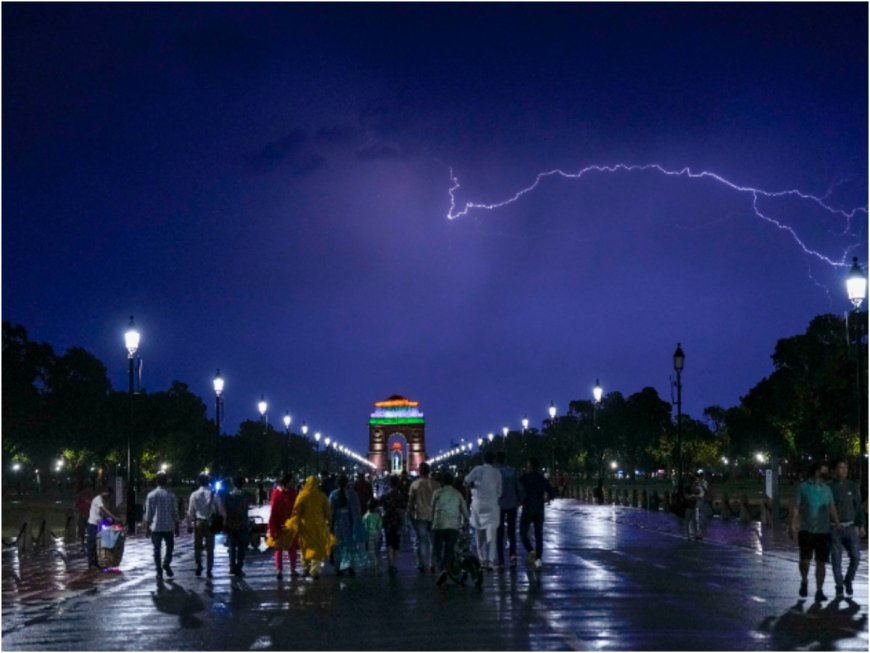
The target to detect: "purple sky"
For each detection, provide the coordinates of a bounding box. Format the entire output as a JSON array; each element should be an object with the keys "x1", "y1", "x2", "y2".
[{"x1": 4, "y1": 4, "x2": 867, "y2": 459}]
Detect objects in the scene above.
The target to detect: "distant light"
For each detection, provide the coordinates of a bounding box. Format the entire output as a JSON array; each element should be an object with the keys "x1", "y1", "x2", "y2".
[
  {"x1": 548, "y1": 401, "x2": 557, "y2": 420},
  {"x1": 502, "y1": 427, "x2": 509, "y2": 438},
  {"x1": 593, "y1": 379, "x2": 603, "y2": 403},
  {"x1": 160, "y1": 463, "x2": 169, "y2": 472},
  {"x1": 12, "y1": 462, "x2": 21, "y2": 472},
  {"x1": 315, "y1": 432, "x2": 321, "y2": 442},
  {"x1": 488, "y1": 433, "x2": 494, "y2": 442},
  {"x1": 610, "y1": 461, "x2": 618, "y2": 469},
  {"x1": 301, "y1": 422, "x2": 308, "y2": 436},
  {"x1": 522, "y1": 415, "x2": 529, "y2": 431},
  {"x1": 721, "y1": 457, "x2": 729, "y2": 465},
  {"x1": 214, "y1": 480, "x2": 223, "y2": 491},
  {"x1": 477, "y1": 437, "x2": 483, "y2": 447},
  {"x1": 283, "y1": 412, "x2": 292, "y2": 429},
  {"x1": 755, "y1": 453, "x2": 765, "y2": 463},
  {"x1": 258, "y1": 395, "x2": 267, "y2": 416},
  {"x1": 213, "y1": 369, "x2": 224, "y2": 397}
]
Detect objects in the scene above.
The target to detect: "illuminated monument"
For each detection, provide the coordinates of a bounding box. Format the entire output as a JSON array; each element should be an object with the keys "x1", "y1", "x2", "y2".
[{"x1": 368, "y1": 395, "x2": 426, "y2": 473}]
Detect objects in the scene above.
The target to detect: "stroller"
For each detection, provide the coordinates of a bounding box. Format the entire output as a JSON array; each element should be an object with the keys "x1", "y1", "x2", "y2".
[{"x1": 438, "y1": 524, "x2": 483, "y2": 588}]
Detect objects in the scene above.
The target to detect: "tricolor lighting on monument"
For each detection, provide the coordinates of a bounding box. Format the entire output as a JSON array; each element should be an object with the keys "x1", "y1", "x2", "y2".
[{"x1": 369, "y1": 397, "x2": 425, "y2": 426}]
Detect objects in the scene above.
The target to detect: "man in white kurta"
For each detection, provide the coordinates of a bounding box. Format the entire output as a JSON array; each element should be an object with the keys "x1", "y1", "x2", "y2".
[{"x1": 464, "y1": 451, "x2": 503, "y2": 569}]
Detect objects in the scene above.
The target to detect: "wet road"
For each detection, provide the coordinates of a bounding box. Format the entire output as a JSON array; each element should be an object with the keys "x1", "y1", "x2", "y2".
[{"x1": 2, "y1": 500, "x2": 867, "y2": 650}]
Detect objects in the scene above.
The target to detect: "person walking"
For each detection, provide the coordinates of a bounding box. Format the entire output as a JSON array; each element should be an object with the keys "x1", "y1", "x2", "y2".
[
  {"x1": 287, "y1": 476, "x2": 334, "y2": 578},
  {"x1": 380, "y1": 475, "x2": 406, "y2": 576},
  {"x1": 788, "y1": 461, "x2": 840, "y2": 603},
  {"x1": 464, "y1": 451, "x2": 502, "y2": 570},
  {"x1": 829, "y1": 459, "x2": 865, "y2": 598},
  {"x1": 221, "y1": 475, "x2": 252, "y2": 577},
  {"x1": 268, "y1": 474, "x2": 299, "y2": 580},
  {"x1": 187, "y1": 473, "x2": 217, "y2": 578},
  {"x1": 353, "y1": 473, "x2": 374, "y2": 514},
  {"x1": 362, "y1": 499, "x2": 383, "y2": 574},
  {"x1": 495, "y1": 451, "x2": 522, "y2": 569},
  {"x1": 432, "y1": 472, "x2": 470, "y2": 585},
  {"x1": 329, "y1": 475, "x2": 367, "y2": 576},
  {"x1": 144, "y1": 472, "x2": 180, "y2": 580},
  {"x1": 684, "y1": 472, "x2": 703, "y2": 541},
  {"x1": 86, "y1": 486, "x2": 117, "y2": 569},
  {"x1": 408, "y1": 462, "x2": 441, "y2": 572},
  {"x1": 518, "y1": 458, "x2": 555, "y2": 570}
]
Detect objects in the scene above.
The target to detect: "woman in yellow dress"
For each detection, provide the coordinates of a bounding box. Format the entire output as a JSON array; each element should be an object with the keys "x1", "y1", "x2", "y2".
[{"x1": 285, "y1": 476, "x2": 334, "y2": 578}]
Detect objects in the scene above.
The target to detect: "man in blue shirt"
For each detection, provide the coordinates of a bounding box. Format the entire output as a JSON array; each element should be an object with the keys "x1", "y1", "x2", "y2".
[
  {"x1": 144, "y1": 472, "x2": 180, "y2": 580},
  {"x1": 828, "y1": 459, "x2": 865, "y2": 597},
  {"x1": 788, "y1": 461, "x2": 840, "y2": 603}
]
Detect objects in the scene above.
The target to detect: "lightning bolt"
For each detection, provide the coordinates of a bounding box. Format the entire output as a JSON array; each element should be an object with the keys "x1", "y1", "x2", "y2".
[{"x1": 445, "y1": 163, "x2": 867, "y2": 268}]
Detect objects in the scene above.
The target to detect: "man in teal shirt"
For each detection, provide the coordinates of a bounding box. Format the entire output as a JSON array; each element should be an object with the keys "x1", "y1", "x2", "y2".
[{"x1": 788, "y1": 461, "x2": 840, "y2": 603}]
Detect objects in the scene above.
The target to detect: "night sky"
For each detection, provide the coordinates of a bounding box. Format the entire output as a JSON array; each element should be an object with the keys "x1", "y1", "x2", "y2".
[{"x1": 4, "y1": 4, "x2": 867, "y2": 459}]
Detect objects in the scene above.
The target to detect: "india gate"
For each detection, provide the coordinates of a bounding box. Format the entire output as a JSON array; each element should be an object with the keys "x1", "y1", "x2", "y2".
[{"x1": 368, "y1": 395, "x2": 427, "y2": 473}]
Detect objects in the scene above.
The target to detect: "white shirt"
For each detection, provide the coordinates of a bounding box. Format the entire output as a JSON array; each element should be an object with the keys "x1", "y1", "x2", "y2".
[
  {"x1": 464, "y1": 463, "x2": 502, "y2": 529},
  {"x1": 88, "y1": 495, "x2": 108, "y2": 525},
  {"x1": 188, "y1": 487, "x2": 216, "y2": 521}
]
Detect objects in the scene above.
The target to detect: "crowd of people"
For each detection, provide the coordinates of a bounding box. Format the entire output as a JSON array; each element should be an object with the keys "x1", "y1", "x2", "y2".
[
  {"x1": 84, "y1": 451, "x2": 558, "y2": 586},
  {"x1": 82, "y1": 454, "x2": 864, "y2": 604}
]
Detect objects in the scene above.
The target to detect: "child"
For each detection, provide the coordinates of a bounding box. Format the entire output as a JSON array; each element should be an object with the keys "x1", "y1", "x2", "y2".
[{"x1": 362, "y1": 499, "x2": 383, "y2": 574}]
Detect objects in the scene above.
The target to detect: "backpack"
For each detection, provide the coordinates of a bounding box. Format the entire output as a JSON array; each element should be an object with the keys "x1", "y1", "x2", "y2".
[{"x1": 224, "y1": 492, "x2": 247, "y2": 532}]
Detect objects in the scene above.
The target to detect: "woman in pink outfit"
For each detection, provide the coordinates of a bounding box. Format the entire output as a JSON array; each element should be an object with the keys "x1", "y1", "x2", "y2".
[{"x1": 267, "y1": 474, "x2": 298, "y2": 580}]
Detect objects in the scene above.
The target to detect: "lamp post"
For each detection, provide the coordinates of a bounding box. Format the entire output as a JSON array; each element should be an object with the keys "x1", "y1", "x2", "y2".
[
  {"x1": 847, "y1": 257, "x2": 867, "y2": 483},
  {"x1": 548, "y1": 400, "x2": 557, "y2": 474},
  {"x1": 593, "y1": 379, "x2": 603, "y2": 480},
  {"x1": 124, "y1": 316, "x2": 140, "y2": 534},
  {"x1": 283, "y1": 412, "x2": 292, "y2": 474},
  {"x1": 325, "y1": 436, "x2": 332, "y2": 473},
  {"x1": 301, "y1": 422, "x2": 309, "y2": 477},
  {"x1": 213, "y1": 369, "x2": 224, "y2": 476},
  {"x1": 673, "y1": 343, "x2": 685, "y2": 490},
  {"x1": 502, "y1": 426, "x2": 509, "y2": 451},
  {"x1": 258, "y1": 395, "x2": 268, "y2": 425},
  {"x1": 314, "y1": 431, "x2": 322, "y2": 474}
]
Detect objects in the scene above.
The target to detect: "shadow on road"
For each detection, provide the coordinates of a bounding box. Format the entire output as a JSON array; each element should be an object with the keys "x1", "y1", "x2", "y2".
[
  {"x1": 759, "y1": 598, "x2": 867, "y2": 650},
  {"x1": 151, "y1": 580, "x2": 205, "y2": 629}
]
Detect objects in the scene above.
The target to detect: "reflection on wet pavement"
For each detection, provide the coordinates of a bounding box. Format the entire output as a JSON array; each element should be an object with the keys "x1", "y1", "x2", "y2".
[{"x1": 2, "y1": 500, "x2": 867, "y2": 650}]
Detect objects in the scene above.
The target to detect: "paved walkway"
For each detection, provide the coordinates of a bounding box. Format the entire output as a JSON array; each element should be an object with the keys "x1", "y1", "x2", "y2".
[{"x1": 2, "y1": 499, "x2": 867, "y2": 650}]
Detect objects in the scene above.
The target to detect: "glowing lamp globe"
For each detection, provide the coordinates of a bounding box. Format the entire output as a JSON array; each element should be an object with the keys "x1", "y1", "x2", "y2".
[
  {"x1": 301, "y1": 422, "x2": 309, "y2": 436},
  {"x1": 283, "y1": 413, "x2": 291, "y2": 429},
  {"x1": 522, "y1": 416, "x2": 529, "y2": 431},
  {"x1": 593, "y1": 379, "x2": 603, "y2": 403},
  {"x1": 847, "y1": 257, "x2": 866, "y2": 309},
  {"x1": 548, "y1": 401, "x2": 557, "y2": 421},
  {"x1": 213, "y1": 369, "x2": 224, "y2": 397},
  {"x1": 124, "y1": 316, "x2": 140, "y2": 357},
  {"x1": 258, "y1": 396, "x2": 267, "y2": 416}
]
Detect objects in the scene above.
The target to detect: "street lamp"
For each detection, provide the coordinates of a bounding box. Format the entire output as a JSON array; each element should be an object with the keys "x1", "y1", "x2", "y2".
[
  {"x1": 213, "y1": 369, "x2": 224, "y2": 475},
  {"x1": 283, "y1": 412, "x2": 292, "y2": 473},
  {"x1": 301, "y1": 421, "x2": 309, "y2": 476},
  {"x1": 502, "y1": 426, "x2": 509, "y2": 452},
  {"x1": 314, "y1": 431, "x2": 322, "y2": 473},
  {"x1": 673, "y1": 343, "x2": 685, "y2": 489},
  {"x1": 846, "y1": 257, "x2": 867, "y2": 481},
  {"x1": 124, "y1": 316, "x2": 140, "y2": 534},
  {"x1": 593, "y1": 379, "x2": 603, "y2": 479},
  {"x1": 325, "y1": 436, "x2": 332, "y2": 473},
  {"x1": 848, "y1": 257, "x2": 867, "y2": 309},
  {"x1": 258, "y1": 395, "x2": 268, "y2": 424},
  {"x1": 522, "y1": 415, "x2": 529, "y2": 432},
  {"x1": 548, "y1": 400, "x2": 557, "y2": 473}
]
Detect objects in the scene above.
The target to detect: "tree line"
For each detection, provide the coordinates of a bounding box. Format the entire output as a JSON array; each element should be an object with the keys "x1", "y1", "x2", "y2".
[{"x1": 2, "y1": 313, "x2": 864, "y2": 488}]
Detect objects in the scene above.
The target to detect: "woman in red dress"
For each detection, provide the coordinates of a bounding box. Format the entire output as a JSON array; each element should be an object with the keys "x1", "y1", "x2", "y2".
[{"x1": 267, "y1": 473, "x2": 298, "y2": 580}]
